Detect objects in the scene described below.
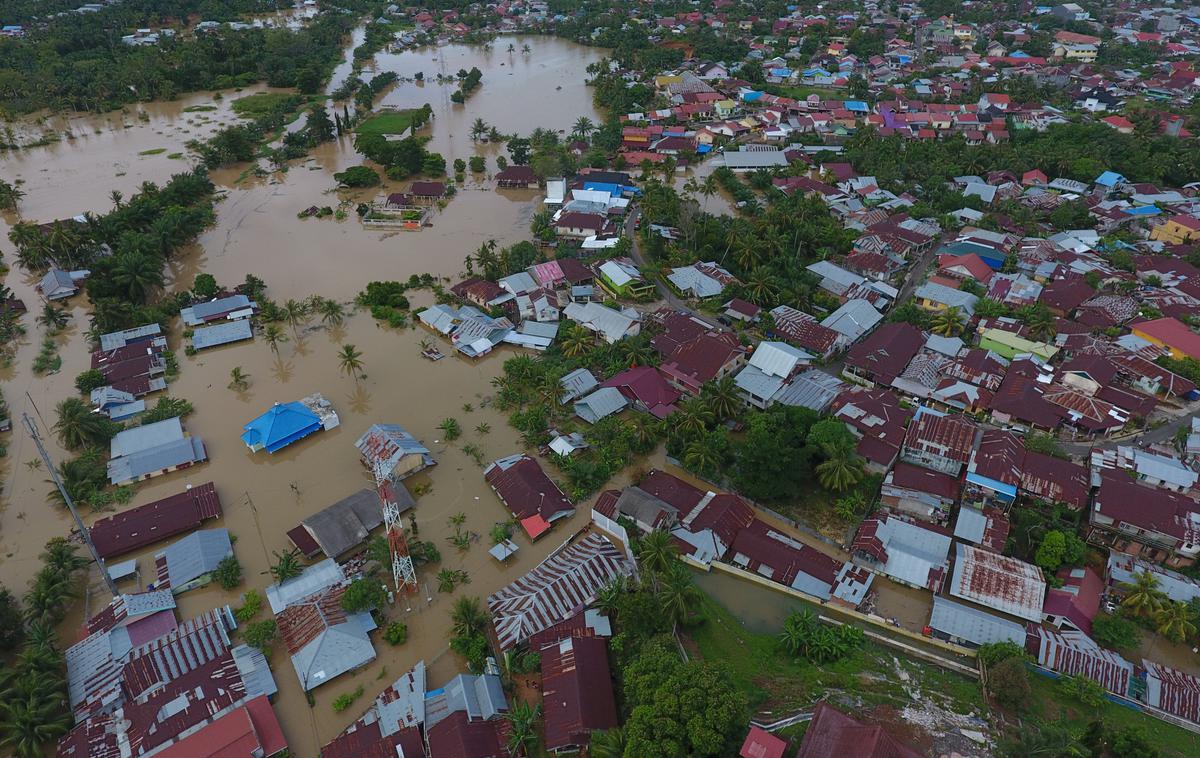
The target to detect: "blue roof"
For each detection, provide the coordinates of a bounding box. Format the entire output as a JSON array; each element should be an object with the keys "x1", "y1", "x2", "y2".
[
  {"x1": 844, "y1": 100, "x2": 869, "y2": 112},
  {"x1": 742, "y1": 90, "x2": 764, "y2": 102},
  {"x1": 1094, "y1": 170, "x2": 1126, "y2": 187},
  {"x1": 1010, "y1": 51, "x2": 1030, "y2": 58},
  {"x1": 582, "y1": 181, "x2": 623, "y2": 197},
  {"x1": 896, "y1": 55, "x2": 911, "y2": 63},
  {"x1": 696, "y1": 144, "x2": 712, "y2": 154},
  {"x1": 965, "y1": 472, "x2": 1018, "y2": 500},
  {"x1": 242, "y1": 402, "x2": 321, "y2": 453},
  {"x1": 1123, "y1": 205, "x2": 1161, "y2": 216}
]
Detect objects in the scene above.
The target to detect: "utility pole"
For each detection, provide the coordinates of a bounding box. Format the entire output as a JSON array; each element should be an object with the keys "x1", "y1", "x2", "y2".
[{"x1": 23, "y1": 412, "x2": 118, "y2": 596}]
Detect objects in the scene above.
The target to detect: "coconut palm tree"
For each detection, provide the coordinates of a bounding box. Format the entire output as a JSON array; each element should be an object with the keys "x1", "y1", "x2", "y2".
[
  {"x1": 228, "y1": 366, "x2": 250, "y2": 391},
  {"x1": 317, "y1": 298, "x2": 345, "y2": 327},
  {"x1": 37, "y1": 304, "x2": 68, "y2": 332},
  {"x1": 504, "y1": 701, "x2": 540, "y2": 756},
  {"x1": 1018, "y1": 303, "x2": 1056, "y2": 342},
  {"x1": 108, "y1": 190, "x2": 123, "y2": 210},
  {"x1": 269, "y1": 549, "x2": 304, "y2": 583},
  {"x1": 262, "y1": 323, "x2": 288, "y2": 355},
  {"x1": 636, "y1": 529, "x2": 677, "y2": 576},
  {"x1": 628, "y1": 416, "x2": 659, "y2": 452},
  {"x1": 931, "y1": 306, "x2": 964, "y2": 337},
  {"x1": 112, "y1": 252, "x2": 163, "y2": 303},
  {"x1": 673, "y1": 397, "x2": 713, "y2": 439},
  {"x1": 470, "y1": 117, "x2": 490, "y2": 141},
  {"x1": 450, "y1": 596, "x2": 490, "y2": 637},
  {"x1": 593, "y1": 577, "x2": 626, "y2": 619},
  {"x1": 702, "y1": 376, "x2": 741, "y2": 422},
  {"x1": 280, "y1": 298, "x2": 309, "y2": 338},
  {"x1": 0, "y1": 687, "x2": 73, "y2": 758},
  {"x1": 1155, "y1": 601, "x2": 1197, "y2": 643},
  {"x1": 559, "y1": 325, "x2": 593, "y2": 358},
  {"x1": 743, "y1": 268, "x2": 780, "y2": 305},
  {"x1": 1120, "y1": 570, "x2": 1166, "y2": 618},
  {"x1": 53, "y1": 397, "x2": 112, "y2": 450},
  {"x1": 816, "y1": 451, "x2": 865, "y2": 492},
  {"x1": 571, "y1": 116, "x2": 595, "y2": 141},
  {"x1": 337, "y1": 343, "x2": 365, "y2": 381},
  {"x1": 683, "y1": 438, "x2": 722, "y2": 475},
  {"x1": 589, "y1": 728, "x2": 626, "y2": 758},
  {"x1": 0, "y1": 179, "x2": 25, "y2": 212},
  {"x1": 658, "y1": 564, "x2": 699, "y2": 627}
]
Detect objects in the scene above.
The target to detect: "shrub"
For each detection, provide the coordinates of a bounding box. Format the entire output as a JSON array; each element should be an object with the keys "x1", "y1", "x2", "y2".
[
  {"x1": 384, "y1": 622, "x2": 408, "y2": 645},
  {"x1": 236, "y1": 589, "x2": 262, "y2": 622},
  {"x1": 243, "y1": 619, "x2": 277, "y2": 651},
  {"x1": 341, "y1": 577, "x2": 386, "y2": 613},
  {"x1": 1058, "y1": 674, "x2": 1107, "y2": 707},
  {"x1": 332, "y1": 685, "x2": 365, "y2": 712},
  {"x1": 1092, "y1": 613, "x2": 1141, "y2": 650},
  {"x1": 75, "y1": 369, "x2": 107, "y2": 394},
  {"x1": 986, "y1": 656, "x2": 1030, "y2": 710},
  {"x1": 469, "y1": 155, "x2": 486, "y2": 173},
  {"x1": 333, "y1": 165, "x2": 380, "y2": 187},
  {"x1": 213, "y1": 555, "x2": 242, "y2": 589},
  {"x1": 193, "y1": 273, "x2": 219, "y2": 299}
]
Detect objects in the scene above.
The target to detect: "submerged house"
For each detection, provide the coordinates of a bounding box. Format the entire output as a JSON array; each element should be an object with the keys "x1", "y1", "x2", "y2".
[
  {"x1": 242, "y1": 395, "x2": 339, "y2": 453},
  {"x1": 355, "y1": 423, "x2": 435, "y2": 481},
  {"x1": 278, "y1": 582, "x2": 377, "y2": 691},
  {"x1": 153, "y1": 528, "x2": 234, "y2": 594},
  {"x1": 107, "y1": 416, "x2": 207, "y2": 485},
  {"x1": 484, "y1": 454, "x2": 575, "y2": 539}
]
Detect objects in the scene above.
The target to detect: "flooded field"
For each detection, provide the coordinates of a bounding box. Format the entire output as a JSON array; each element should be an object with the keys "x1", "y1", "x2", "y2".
[{"x1": 0, "y1": 32, "x2": 686, "y2": 753}]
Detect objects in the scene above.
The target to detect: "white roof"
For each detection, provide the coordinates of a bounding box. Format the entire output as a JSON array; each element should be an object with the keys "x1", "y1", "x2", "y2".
[
  {"x1": 914, "y1": 281, "x2": 979, "y2": 314},
  {"x1": 667, "y1": 265, "x2": 726, "y2": 298},
  {"x1": 266, "y1": 559, "x2": 345, "y2": 613},
  {"x1": 929, "y1": 596, "x2": 1025, "y2": 646},
  {"x1": 866, "y1": 516, "x2": 952, "y2": 591},
  {"x1": 748, "y1": 341, "x2": 811, "y2": 378},
  {"x1": 599, "y1": 260, "x2": 636, "y2": 287}
]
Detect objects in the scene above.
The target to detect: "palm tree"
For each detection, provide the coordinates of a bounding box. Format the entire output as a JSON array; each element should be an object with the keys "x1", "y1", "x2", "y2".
[
  {"x1": 269, "y1": 549, "x2": 304, "y2": 583},
  {"x1": 437, "y1": 417, "x2": 462, "y2": 440},
  {"x1": 636, "y1": 529, "x2": 677, "y2": 576},
  {"x1": 450, "y1": 596, "x2": 490, "y2": 637},
  {"x1": 619, "y1": 336, "x2": 655, "y2": 367},
  {"x1": 743, "y1": 268, "x2": 780, "y2": 305},
  {"x1": 337, "y1": 343, "x2": 365, "y2": 381},
  {"x1": 816, "y1": 451, "x2": 865, "y2": 492},
  {"x1": 683, "y1": 438, "x2": 722, "y2": 475},
  {"x1": 674, "y1": 397, "x2": 713, "y2": 439},
  {"x1": 628, "y1": 416, "x2": 659, "y2": 451},
  {"x1": 37, "y1": 303, "x2": 68, "y2": 332},
  {"x1": 470, "y1": 117, "x2": 490, "y2": 141},
  {"x1": 109, "y1": 190, "x2": 123, "y2": 209},
  {"x1": 53, "y1": 397, "x2": 110, "y2": 450},
  {"x1": 280, "y1": 298, "x2": 309, "y2": 338},
  {"x1": 112, "y1": 253, "x2": 163, "y2": 303},
  {"x1": 228, "y1": 366, "x2": 250, "y2": 391},
  {"x1": 702, "y1": 376, "x2": 741, "y2": 421},
  {"x1": 0, "y1": 688, "x2": 73, "y2": 758},
  {"x1": 560, "y1": 326, "x2": 593, "y2": 358},
  {"x1": 931, "y1": 306, "x2": 964, "y2": 337},
  {"x1": 262, "y1": 323, "x2": 288, "y2": 354},
  {"x1": 1018, "y1": 304, "x2": 1056, "y2": 342},
  {"x1": 589, "y1": 727, "x2": 626, "y2": 758},
  {"x1": 504, "y1": 701, "x2": 540, "y2": 756},
  {"x1": 317, "y1": 298, "x2": 345, "y2": 327},
  {"x1": 571, "y1": 116, "x2": 595, "y2": 141},
  {"x1": 1120, "y1": 571, "x2": 1166, "y2": 618},
  {"x1": 593, "y1": 577, "x2": 626, "y2": 619},
  {"x1": 0, "y1": 179, "x2": 25, "y2": 212},
  {"x1": 1155, "y1": 601, "x2": 1198, "y2": 643},
  {"x1": 658, "y1": 564, "x2": 699, "y2": 627}
]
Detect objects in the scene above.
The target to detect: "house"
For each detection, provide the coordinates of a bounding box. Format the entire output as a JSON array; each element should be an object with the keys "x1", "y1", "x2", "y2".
[
  {"x1": 574, "y1": 387, "x2": 628, "y2": 424},
  {"x1": 900, "y1": 409, "x2": 979, "y2": 476},
  {"x1": 1021, "y1": 449, "x2": 1091, "y2": 509},
  {"x1": 487, "y1": 533, "x2": 634, "y2": 649},
  {"x1": 484, "y1": 454, "x2": 574, "y2": 539},
  {"x1": 768, "y1": 305, "x2": 846, "y2": 358},
  {"x1": 559, "y1": 368, "x2": 599, "y2": 404},
  {"x1": 927, "y1": 596, "x2": 1025, "y2": 648},
  {"x1": 90, "y1": 483, "x2": 223, "y2": 559},
  {"x1": 954, "y1": 506, "x2": 1011, "y2": 553},
  {"x1": 796, "y1": 703, "x2": 922, "y2": 758},
  {"x1": 602, "y1": 366, "x2": 681, "y2": 418},
  {"x1": 180, "y1": 294, "x2": 255, "y2": 327},
  {"x1": 729, "y1": 520, "x2": 873, "y2": 607},
  {"x1": 843, "y1": 323, "x2": 925, "y2": 387},
  {"x1": 189, "y1": 320, "x2": 254, "y2": 351},
  {"x1": 107, "y1": 417, "x2": 207, "y2": 485},
  {"x1": 596, "y1": 258, "x2": 655, "y2": 299},
  {"x1": 820, "y1": 299, "x2": 883, "y2": 344},
  {"x1": 289, "y1": 489, "x2": 391, "y2": 559},
  {"x1": 150, "y1": 695, "x2": 286, "y2": 757},
  {"x1": 242, "y1": 395, "x2": 338, "y2": 453},
  {"x1": 320, "y1": 663, "x2": 428, "y2": 758},
  {"x1": 978, "y1": 327, "x2": 1058, "y2": 361},
  {"x1": 659, "y1": 332, "x2": 745, "y2": 395},
  {"x1": 602, "y1": 487, "x2": 678, "y2": 533},
  {"x1": 965, "y1": 430, "x2": 1024, "y2": 507},
  {"x1": 1027, "y1": 625, "x2": 1134, "y2": 698},
  {"x1": 540, "y1": 636, "x2": 619, "y2": 753},
  {"x1": 278, "y1": 583, "x2": 377, "y2": 690},
  {"x1": 409, "y1": 181, "x2": 446, "y2": 202},
  {"x1": 667, "y1": 261, "x2": 737, "y2": 298},
  {"x1": 495, "y1": 165, "x2": 539, "y2": 188},
  {"x1": 355, "y1": 424, "x2": 434, "y2": 481},
  {"x1": 563, "y1": 301, "x2": 640, "y2": 343},
  {"x1": 1088, "y1": 470, "x2": 1200, "y2": 568},
  {"x1": 1150, "y1": 214, "x2": 1200, "y2": 245},
  {"x1": 90, "y1": 386, "x2": 144, "y2": 421},
  {"x1": 734, "y1": 341, "x2": 814, "y2": 409},
  {"x1": 740, "y1": 727, "x2": 787, "y2": 758},
  {"x1": 1143, "y1": 660, "x2": 1200, "y2": 724},
  {"x1": 723, "y1": 298, "x2": 761, "y2": 323},
  {"x1": 1043, "y1": 566, "x2": 1103, "y2": 635},
  {"x1": 39, "y1": 267, "x2": 86, "y2": 300},
  {"x1": 831, "y1": 388, "x2": 914, "y2": 472},
  {"x1": 425, "y1": 671, "x2": 510, "y2": 757},
  {"x1": 880, "y1": 463, "x2": 960, "y2": 524},
  {"x1": 914, "y1": 281, "x2": 978, "y2": 316},
  {"x1": 153, "y1": 529, "x2": 233, "y2": 594},
  {"x1": 555, "y1": 211, "x2": 609, "y2": 238},
  {"x1": 950, "y1": 542, "x2": 1045, "y2": 622},
  {"x1": 852, "y1": 511, "x2": 952, "y2": 591},
  {"x1": 1107, "y1": 553, "x2": 1200, "y2": 606},
  {"x1": 1131, "y1": 317, "x2": 1200, "y2": 361}
]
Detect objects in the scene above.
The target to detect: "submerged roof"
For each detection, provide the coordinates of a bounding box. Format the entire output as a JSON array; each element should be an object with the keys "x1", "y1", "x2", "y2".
[{"x1": 242, "y1": 401, "x2": 321, "y2": 453}]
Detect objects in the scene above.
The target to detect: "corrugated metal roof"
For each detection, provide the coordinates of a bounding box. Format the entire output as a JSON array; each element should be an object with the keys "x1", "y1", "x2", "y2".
[
  {"x1": 950, "y1": 543, "x2": 1045, "y2": 621},
  {"x1": 929, "y1": 596, "x2": 1024, "y2": 646},
  {"x1": 190, "y1": 320, "x2": 253, "y2": 350},
  {"x1": 1030, "y1": 625, "x2": 1133, "y2": 697},
  {"x1": 574, "y1": 387, "x2": 628, "y2": 424},
  {"x1": 748, "y1": 341, "x2": 810, "y2": 378},
  {"x1": 154, "y1": 529, "x2": 233, "y2": 591}
]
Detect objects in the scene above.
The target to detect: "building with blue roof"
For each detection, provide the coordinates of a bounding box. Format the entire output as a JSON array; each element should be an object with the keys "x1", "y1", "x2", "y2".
[
  {"x1": 742, "y1": 90, "x2": 764, "y2": 102},
  {"x1": 1094, "y1": 171, "x2": 1126, "y2": 188},
  {"x1": 844, "y1": 100, "x2": 869, "y2": 112},
  {"x1": 1123, "y1": 205, "x2": 1161, "y2": 217},
  {"x1": 242, "y1": 401, "x2": 322, "y2": 453}
]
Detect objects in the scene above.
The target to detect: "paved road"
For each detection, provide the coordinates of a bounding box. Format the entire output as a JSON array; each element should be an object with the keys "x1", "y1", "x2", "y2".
[{"x1": 623, "y1": 208, "x2": 700, "y2": 315}]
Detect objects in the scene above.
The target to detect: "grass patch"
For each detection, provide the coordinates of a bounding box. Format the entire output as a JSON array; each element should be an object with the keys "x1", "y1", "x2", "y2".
[
  {"x1": 686, "y1": 590, "x2": 985, "y2": 716},
  {"x1": 1027, "y1": 673, "x2": 1200, "y2": 758},
  {"x1": 760, "y1": 83, "x2": 845, "y2": 101},
  {"x1": 167, "y1": 152, "x2": 184, "y2": 159},
  {"x1": 356, "y1": 109, "x2": 420, "y2": 136},
  {"x1": 138, "y1": 148, "x2": 167, "y2": 156},
  {"x1": 182, "y1": 105, "x2": 218, "y2": 112},
  {"x1": 232, "y1": 92, "x2": 309, "y2": 120}
]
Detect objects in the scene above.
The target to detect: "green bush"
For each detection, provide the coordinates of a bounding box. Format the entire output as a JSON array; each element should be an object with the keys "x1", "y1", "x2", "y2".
[
  {"x1": 75, "y1": 369, "x2": 107, "y2": 394},
  {"x1": 333, "y1": 165, "x2": 380, "y2": 187},
  {"x1": 243, "y1": 619, "x2": 277, "y2": 651},
  {"x1": 332, "y1": 685, "x2": 365, "y2": 712},
  {"x1": 384, "y1": 622, "x2": 408, "y2": 645},
  {"x1": 213, "y1": 555, "x2": 242, "y2": 589},
  {"x1": 341, "y1": 578, "x2": 386, "y2": 613},
  {"x1": 193, "y1": 273, "x2": 219, "y2": 299},
  {"x1": 236, "y1": 589, "x2": 262, "y2": 622}
]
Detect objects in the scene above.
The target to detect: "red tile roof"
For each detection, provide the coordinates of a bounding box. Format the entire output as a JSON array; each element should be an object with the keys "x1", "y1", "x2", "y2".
[
  {"x1": 540, "y1": 636, "x2": 619, "y2": 751},
  {"x1": 797, "y1": 703, "x2": 923, "y2": 758},
  {"x1": 637, "y1": 470, "x2": 704, "y2": 512}
]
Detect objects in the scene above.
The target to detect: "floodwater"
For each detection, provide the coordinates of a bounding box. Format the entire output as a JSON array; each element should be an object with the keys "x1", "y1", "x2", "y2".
[{"x1": 0, "y1": 32, "x2": 674, "y2": 754}]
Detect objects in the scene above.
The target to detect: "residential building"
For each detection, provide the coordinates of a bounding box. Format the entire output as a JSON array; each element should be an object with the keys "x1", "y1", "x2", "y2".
[
  {"x1": 288, "y1": 488, "x2": 392, "y2": 560},
  {"x1": 852, "y1": 511, "x2": 952, "y2": 591},
  {"x1": 729, "y1": 520, "x2": 873, "y2": 607},
  {"x1": 355, "y1": 423, "x2": 434, "y2": 480},
  {"x1": 843, "y1": 323, "x2": 925, "y2": 387},
  {"x1": 666, "y1": 261, "x2": 737, "y2": 299},
  {"x1": 574, "y1": 387, "x2": 629, "y2": 424},
  {"x1": 659, "y1": 331, "x2": 746, "y2": 395},
  {"x1": 540, "y1": 636, "x2": 619, "y2": 753},
  {"x1": 484, "y1": 454, "x2": 575, "y2": 540},
  {"x1": 796, "y1": 703, "x2": 922, "y2": 758},
  {"x1": 107, "y1": 417, "x2": 207, "y2": 485},
  {"x1": 831, "y1": 388, "x2": 914, "y2": 472},
  {"x1": 596, "y1": 258, "x2": 655, "y2": 299},
  {"x1": 90, "y1": 483, "x2": 223, "y2": 559},
  {"x1": 768, "y1": 305, "x2": 847, "y2": 358},
  {"x1": 602, "y1": 366, "x2": 681, "y2": 418},
  {"x1": 242, "y1": 395, "x2": 339, "y2": 453},
  {"x1": 1027, "y1": 625, "x2": 1134, "y2": 698},
  {"x1": 734, "y1": 341, "x2": 814, "y2": 409},
  {"x1": 1043, "y1": 566, "x2": 1103, "y2": 635},
  {"x1": 1088, "y1": 471, "x2": 1200, "y2": 568},
  {"x1": 949, "y1": 542, "x2": 1046, "y2": 622},
  {"x1": 153, "y1": 529, "x2": 233, "y2": 594},
  {"x1": 927, "y1": 596, "x2": 1025, "y2": 648},
  {"x1": 278, "y1": 581, "x2": 377, "y2": 691},
  {"x1": 880, "y1": 463, "x2": 961, "y2": 524},
  {"x1": 180, "y1": 294, "x2": 256, "y2": 327},
  {"x1": 562, "y1": 301, "x2": 641, "y2": 343},
  {"x1": 900, "y1": 409, "x2": 979, "y2": 476},
  {"x1": 1131, "y1": 316, "x2": 1200, "y2": 361}
]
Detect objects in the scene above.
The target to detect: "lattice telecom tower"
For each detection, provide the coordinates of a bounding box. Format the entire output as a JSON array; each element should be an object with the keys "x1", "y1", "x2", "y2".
[{"x1": 369, "y1": 457, "x2": 418, "y2": 595}]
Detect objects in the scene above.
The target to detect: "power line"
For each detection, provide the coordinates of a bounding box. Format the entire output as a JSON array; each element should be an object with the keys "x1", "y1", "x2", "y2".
[{"x1": 22, "y1": 412, "x2": 118, "y2": 596}]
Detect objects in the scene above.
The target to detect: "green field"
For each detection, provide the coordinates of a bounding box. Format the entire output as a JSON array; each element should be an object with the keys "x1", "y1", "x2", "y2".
[
  {"x1": 356, "y1": 109, "x2": 420, "y2": 136},
  {"x1": 231, "y1": 92, "x2": 309, "y2": 120}
]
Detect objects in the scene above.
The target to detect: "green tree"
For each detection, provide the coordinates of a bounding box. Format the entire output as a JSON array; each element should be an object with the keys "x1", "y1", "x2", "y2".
[
  {"x1": 1119, "y1": 570, "x2": 1165, "y2": 618},
  {"x1": 337, "y1": 343, "x2": 365, "y2": 381},
  {"x1": 816, "y1": 451, "x2": 865, "y2": 492},
  {"x1": 53, "y1": 397, "x2": 116, "y2": 450},
  {"x1": 243, "y1": 619, "x2": 277, "y2": 652},
  {"x1": 701, "y1": 376, "x2": 741, "y2": 422},
  {"x1": 450, "y1": 596, "x2": 489, "y2": 637},
  {"x1": 1017, "y1": 303, "x2": 1056, "y2": 342},
  {"x1": 317, "y1": 297, "x2": 345, "y2": 327},
  {"x1": 636, "y1": 529, "x2": 678, "y2": 577},
  {"x1": 192, "y1": 272, "x2": 219, "y2": 299},
  {"x1": 438, "y1": 417, "x2": 462, "y2": 440},
  {"x1": 1155, "y1": 601, "x2": 1197, "y2": 643},
  {"x1": 262, "y1": 323, "x2": 288, "y2": 354},
  {"x1": 1091, "y1": 613, "x2": 1141, "y2": 651},
  {"x1": 930, "y1": 306, "x2": 964, "y2": 337},
  {"x1": 269, "y1": 548, "x2": 304, "y2": 583},
  {"x1": 341, "y1": 578, "x2": 386, "y2": 613},
  {"x1": 228, "y1": 366, "x2": 251, "y2": 391},
  {"x1": 986, "y1": 656, "x2": 1031, "y2": 711},
  {"x1": 74, "y1": 369, "x2": 106, "y2": 394},
  {"x1": 504, "y1": 701, "x2": 540, "y2": 756},
  {"x1": 508, "y1": 137, "x2": 531, "y2": 165},
  {"x1": 213, "y1": 555, "x2": 242, "y2": 589},
  {"x1": 334, "y1": 165, "x2": 381, "y2": 187}
]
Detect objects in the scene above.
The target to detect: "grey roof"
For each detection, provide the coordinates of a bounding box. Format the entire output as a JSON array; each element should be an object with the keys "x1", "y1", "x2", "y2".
[
  {"x1": 806, "y1": 260, "x2": 865, "y2": 293},
  {"x1": 181, "y1": 294, "x2": 253, "y2": 325},
  {"x1": 301, "y1": 488, "x2": 385, "y2": 558},
  {"x1": 667, "y1": 265, "x2": 727, "y2": 298},
  {"x1": 99, "y1": 324, "x2": 162, "y2": 352},
  {"x1": 231, "y1": 642, "x2": 279, "y2": 700},
  {"x1": 563, "y1": 302, "x2": 639, "y2": 342},
  {"x1": 110, "y1": 417, "x2": 186, "y2": 457},
  {"x1": 748, "y1": 341, "x2": 811, "y2": 378},
  {"x1": 267, "y1": 558, "x2": 346, "y2": 614},
  {"x1": 424, "y1": 673, "x2": 507, "y2": 729},
  {"x1": 156, "y1": 529, "x2": 233, "y2": 590},
  {"x1": 615, "y1": 487, "x2": 677, "y2": 527},
  {"x1": 914, "y1": 281, "x2": 979, "y2": 315},
  {"x1": 574, "y1": 387, "x2": 628, "y2": 424},
  {"x1": 821, "y1": 299, "x2": 882, "y2": 342},
  {"x1": 721, "y1": 150, "x2": 790, "y2": 169},
  {"x1": 735, "y1": 365, "x2": 786, "y2": 402},
  {"x1": 40, "y1": 268, "x2": 77, "y2": 298},
  {"x1": 355, "y1": 424, "x2": 434, "y2": 480},
  {"x1": 91, "y1": 386, "x2": 135, "y2": 409},
  {"x1": 953, "y1": 506, "x2": 988, "y2": 545},
  {"x1": 560, "y1": 368, "x2": 599, "y2": 403},
  {"x1": 499, "y1": 271, "x2": 538, "y2": 295},
  {"x1": 929, "y1": 596, "x2": 1025, "y2": 647},
  {"x1": 190, "y1": 320, "x2": 253, "y2": 350},
  {"x1": 107, "y1": 434, "x2": 207, "y2": 484},
  {"x1": 773, "y1": 369, "x2": 846, "y2": 412},
  {"x1": 291, "y1": 609, "x2": 377, "y2": 691},
  {"x1": 519, "y1": 320, "x2": 560, "y2": 339}
]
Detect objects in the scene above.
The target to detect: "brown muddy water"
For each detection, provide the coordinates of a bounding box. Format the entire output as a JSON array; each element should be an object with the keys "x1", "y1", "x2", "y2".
[{"x1": 0, "y1": 33, "x2": 710, "y2": 754}]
